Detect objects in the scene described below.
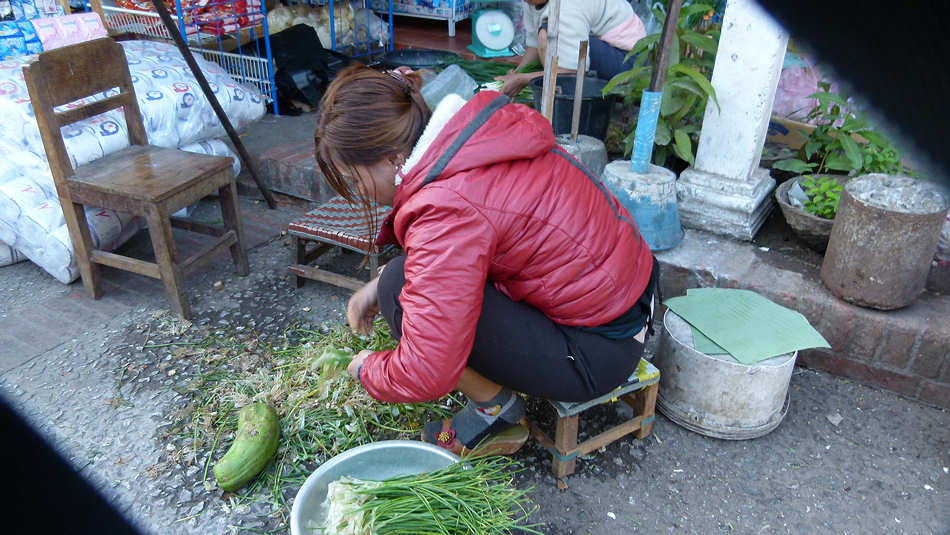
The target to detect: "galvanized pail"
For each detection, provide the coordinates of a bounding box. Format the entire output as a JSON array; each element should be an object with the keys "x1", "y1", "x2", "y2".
[{"x1": 652, "y1": 310, "x2": 797, "y2": 439}]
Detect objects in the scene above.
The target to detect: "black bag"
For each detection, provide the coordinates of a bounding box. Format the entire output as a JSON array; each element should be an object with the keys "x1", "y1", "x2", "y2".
[{"x1": 241, "y1": 24, "x2": 353, "y2": 115}]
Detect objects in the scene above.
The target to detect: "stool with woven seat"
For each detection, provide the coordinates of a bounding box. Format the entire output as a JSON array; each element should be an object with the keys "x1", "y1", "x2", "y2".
[
  {"x1": 287, "y1": 196, "x2": 392, "y2": 291},
  {"x1": 526, "y1": 358, "x2": 660, "y2": 477}
]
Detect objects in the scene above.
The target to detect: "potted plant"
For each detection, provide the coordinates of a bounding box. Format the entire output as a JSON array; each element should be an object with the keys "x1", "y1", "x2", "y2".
[
  {"x1": 602, "y1": 2, "x2": 720, "y2": 173},
  {"x1": 772, "y1": 82, "x2": 909, "y2": 252}
]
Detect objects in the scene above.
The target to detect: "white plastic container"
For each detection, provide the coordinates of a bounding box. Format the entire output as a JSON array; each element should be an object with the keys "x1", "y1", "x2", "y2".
[{"x1": 420, "y1": 64, "x2": 478, "y2": 110}]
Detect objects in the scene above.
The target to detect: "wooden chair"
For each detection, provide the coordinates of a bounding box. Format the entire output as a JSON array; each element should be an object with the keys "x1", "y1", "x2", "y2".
[
  {"x1": 22, "y1": 38, "x2": 249, "y2": 319},
  {"x1": 526, "y1": 358, "x2": 660, "y2": 478},
  {"x1": 287, "y1": 196, "x2": 391, "y2": 291}
]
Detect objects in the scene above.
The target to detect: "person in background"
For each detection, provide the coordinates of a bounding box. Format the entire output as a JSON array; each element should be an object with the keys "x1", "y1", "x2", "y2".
[
  {"x1": 496, "y1": 0, "x2": 647, "y2": 98},
  {"x1": 314, "y1": 65, "x2": 658, "y2": 456}
]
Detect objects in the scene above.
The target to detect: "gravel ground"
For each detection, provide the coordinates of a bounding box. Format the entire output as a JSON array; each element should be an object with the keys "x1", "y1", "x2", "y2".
[{"x1": 2, "y1": 200, "x2": 948, "y2": 535}]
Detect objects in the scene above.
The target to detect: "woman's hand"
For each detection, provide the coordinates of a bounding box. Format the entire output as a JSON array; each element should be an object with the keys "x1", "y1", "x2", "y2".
[
  {"x1": 347, "y1": 276, "x2": 381, "y2": 336},
  {"x1": 494, "y1": 70, "x2": 531, "y2": 98},
  {"x1": 347, "y1": 349, "x2": 374, "y2": 382}
]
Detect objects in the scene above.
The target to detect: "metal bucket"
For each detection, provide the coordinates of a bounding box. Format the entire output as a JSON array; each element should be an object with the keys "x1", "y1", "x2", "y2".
[{"x1": 653, "y1": 310, "x2": 797, "y2": 439}]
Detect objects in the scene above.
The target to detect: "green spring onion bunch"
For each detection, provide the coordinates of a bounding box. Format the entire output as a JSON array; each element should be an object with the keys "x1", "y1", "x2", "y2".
[{"x1": 322, "y1": 456, "x2": 544, "y2": 535}]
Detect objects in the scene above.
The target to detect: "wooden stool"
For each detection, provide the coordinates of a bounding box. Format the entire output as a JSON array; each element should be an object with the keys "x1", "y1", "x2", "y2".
[
  {"x1": 287, "y1": 196, "x2": 391, "y2": 291},
  {"x1": 526, "y1": 359, "x2": 660, "y2": 478}
]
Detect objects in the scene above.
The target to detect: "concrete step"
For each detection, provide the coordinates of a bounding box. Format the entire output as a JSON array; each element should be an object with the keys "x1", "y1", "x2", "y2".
[{"x1": 656, "y1": 228, "x2": 950, "y2": 409}]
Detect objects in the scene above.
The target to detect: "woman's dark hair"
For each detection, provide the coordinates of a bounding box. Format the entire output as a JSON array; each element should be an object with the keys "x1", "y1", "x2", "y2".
[{"x1": 314, "y1": 65, "x2": 430, "y2": 205}]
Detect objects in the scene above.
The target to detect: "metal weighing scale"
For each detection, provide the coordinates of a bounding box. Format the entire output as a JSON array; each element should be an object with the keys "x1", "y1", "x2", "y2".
[{"x1": 468, "y1": 1, "x2": 517, "y2": 58}]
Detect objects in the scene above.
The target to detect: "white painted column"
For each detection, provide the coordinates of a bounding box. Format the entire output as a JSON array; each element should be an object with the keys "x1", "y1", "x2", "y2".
[{"x1": 677, "y1": 0, "x2": 789, "y2": 240}]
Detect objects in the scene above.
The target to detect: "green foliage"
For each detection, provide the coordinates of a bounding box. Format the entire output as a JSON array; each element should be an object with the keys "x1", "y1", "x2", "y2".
[
  {"x1": 799, "y1": 175, "x2": 842, "y2": 219},
  {"x1": 165, "y1": 319, "x2": 461, "y2": 531},
  {"x1": 603, "y1": 2, "x2": 720, "y2": 167},
  {"x1": 774, "y1": 82, "x2": 907, "y2": 176}
]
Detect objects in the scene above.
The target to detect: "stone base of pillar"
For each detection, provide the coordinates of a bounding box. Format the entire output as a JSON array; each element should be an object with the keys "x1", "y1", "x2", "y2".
[{"x1": 676, "y1": 167, "x2": 776, "y2": 241}]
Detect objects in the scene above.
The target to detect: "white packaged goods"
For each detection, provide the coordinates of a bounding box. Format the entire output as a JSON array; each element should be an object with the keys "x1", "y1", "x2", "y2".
[
  {"x1": 0, "y1": 240, "x2": 27, "y2": 266},
  {"x1": 0, "y1": 38, "x2": 265, "y2": 283},
  {"x1": 180, "y1": 138, "x2": 242, "y2": 177}
]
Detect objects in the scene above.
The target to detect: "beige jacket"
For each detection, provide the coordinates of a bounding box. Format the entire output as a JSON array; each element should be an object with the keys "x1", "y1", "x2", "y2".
[{"x1": 524, "y1": 0, "x2": 646, "y2": 71}]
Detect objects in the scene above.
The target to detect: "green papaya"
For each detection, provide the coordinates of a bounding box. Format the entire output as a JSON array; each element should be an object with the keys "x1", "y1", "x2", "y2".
[{"x1": 213, "y1": 402, "x2": 280, "y2": 492}]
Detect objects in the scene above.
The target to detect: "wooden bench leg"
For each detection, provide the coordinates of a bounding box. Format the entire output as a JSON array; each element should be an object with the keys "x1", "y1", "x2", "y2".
[
  {"x1": 146, "y1": 208, "x2": 191, "y2": 320},
  {"x1": 368, "y1": 254, "x2": 379, "y2": 279},
  {"x1": 292, "y1": 235, "x2": 306, "y2": 288},
  {"x1": 633, "y1": 382, "x2": 658, "y2": 439},
  {"x1": 553, "y1": 415, "x2": 579, "y2": 478},
  {"x1": 219, "y1": 181, "x2": 249, "y2": 277}
]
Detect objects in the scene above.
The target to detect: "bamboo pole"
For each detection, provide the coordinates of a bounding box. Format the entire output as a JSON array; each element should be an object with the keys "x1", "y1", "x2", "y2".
[
  {"x1": 540, "y1": 0, "x2": 561, "y2": 123},
  {"x1": 570, "y1": 40, "x2": 588, "y2": 143}
]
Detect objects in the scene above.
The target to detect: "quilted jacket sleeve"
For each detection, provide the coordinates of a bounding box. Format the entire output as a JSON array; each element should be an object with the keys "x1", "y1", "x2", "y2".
[{"x1": 359, "y1": 190, "x2": 496, "y2": 403}]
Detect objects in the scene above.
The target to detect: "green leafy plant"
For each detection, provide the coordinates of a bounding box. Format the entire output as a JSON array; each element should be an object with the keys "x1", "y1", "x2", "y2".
[
  {"x1": 603, "y1": 2, "x2": 720, "y2": 168},
  {"x1": 799, "y1": 174, "x2": 843, "y2": 219},
  {"x1": 774, "y1": 82, "x2": 906, "y2": 176}
]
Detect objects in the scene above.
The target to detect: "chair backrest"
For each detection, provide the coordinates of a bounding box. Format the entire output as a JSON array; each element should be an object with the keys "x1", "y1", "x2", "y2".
[{"x1": 21, "y1": 37, "x2": 149, "y2": 190}]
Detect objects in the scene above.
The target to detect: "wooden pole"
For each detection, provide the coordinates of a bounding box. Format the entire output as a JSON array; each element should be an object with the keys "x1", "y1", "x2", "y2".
[
  {"x1": 650, "y1": 0, "x2": 683, "y2": 92},
  {"x1": 570, "y1": 40, "x2": 588, "y2": 143},
  {"x1": 148, "y1": 0, "x2": 277, "y2": 209},
  {"x1": 630, "y1": 0, "x2": 683, "y2": 173},
  {"x1": 540, "y1": 0, "x2": 560, "y2": 122}
]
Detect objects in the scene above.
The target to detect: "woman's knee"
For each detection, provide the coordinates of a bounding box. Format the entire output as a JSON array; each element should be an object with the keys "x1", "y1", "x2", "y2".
[
  {"x1": 378, "y1": 256, "x2": 406, "y2": 296},
  {"x1": 377, "y1": 255, "x2": 407, "y2": 335}
]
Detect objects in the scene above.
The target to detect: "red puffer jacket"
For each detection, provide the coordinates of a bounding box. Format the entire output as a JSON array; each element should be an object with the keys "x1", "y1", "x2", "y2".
[{"x1": 360, "y1": 91, "x2": 653, "y2": 403}]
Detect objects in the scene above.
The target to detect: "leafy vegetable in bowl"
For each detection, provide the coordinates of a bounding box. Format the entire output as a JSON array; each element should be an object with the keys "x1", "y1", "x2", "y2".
[{"x1": 320, "y1": 456, "x2": 542, "y2": 535}]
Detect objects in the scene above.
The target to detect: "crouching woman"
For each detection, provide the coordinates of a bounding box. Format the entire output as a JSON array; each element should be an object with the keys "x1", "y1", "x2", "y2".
[{"x1": 313, "y1": 65, "x2": 658, "y2": 455}]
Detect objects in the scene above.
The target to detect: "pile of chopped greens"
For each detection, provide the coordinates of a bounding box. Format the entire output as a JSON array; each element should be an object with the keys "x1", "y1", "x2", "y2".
[
  {"x1": 169, "y1": 320, "x2": 462, "y2": 529},
  {"x1": 442, "y1": 58, "x2": 542, "y2": 104}
]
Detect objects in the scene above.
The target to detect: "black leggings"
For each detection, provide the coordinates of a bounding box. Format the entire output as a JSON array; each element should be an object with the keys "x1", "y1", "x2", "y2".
[{"x1": 377, "y1": 256, "x2": 644, "y2": 402}]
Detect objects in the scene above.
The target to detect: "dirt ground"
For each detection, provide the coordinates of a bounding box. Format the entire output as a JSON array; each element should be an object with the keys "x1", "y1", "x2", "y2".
[{"x1": 2, "y1": 207, "x2": 948, "y2": 534}]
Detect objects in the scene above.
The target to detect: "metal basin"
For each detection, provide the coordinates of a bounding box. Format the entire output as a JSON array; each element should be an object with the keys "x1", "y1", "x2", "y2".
[
  {"x1": 290, "y1": 440, "x2": 459, "y2": 535},
  {"x1": 376, "y1": 48, "x2": 461, "y2": 70}
]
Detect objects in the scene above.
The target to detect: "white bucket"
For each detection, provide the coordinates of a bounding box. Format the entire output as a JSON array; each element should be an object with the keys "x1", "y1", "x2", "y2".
[{"x1": 652, "y1": 309, "x2": 797, "y2": 439}]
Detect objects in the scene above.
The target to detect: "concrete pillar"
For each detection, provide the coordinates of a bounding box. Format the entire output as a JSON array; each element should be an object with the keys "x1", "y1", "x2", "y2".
[{"x1": 676, "y1": 0, "x2": 789, "y2": 240}]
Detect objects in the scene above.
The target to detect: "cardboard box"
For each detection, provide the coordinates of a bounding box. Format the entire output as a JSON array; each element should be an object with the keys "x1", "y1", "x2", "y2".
[
  {"x1": 766, "y1": 114, "x2": 870, "y2": 151},
  {"x1": 766, "y1": 115, "x2": 814, "y2": 150}
]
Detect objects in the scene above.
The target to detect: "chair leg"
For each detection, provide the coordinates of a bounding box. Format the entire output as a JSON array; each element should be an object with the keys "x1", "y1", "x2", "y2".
[
  {"x1": 633, "y1": 382, "x2": 659, "y2": 439},
  {"x1": 64, "y1": 201, "x2": 102, "y2": 299},
  {"x1": 146, "y1": 207, "x2": 191, "y2": 320},
  {"x1": 553, "y1": 414, "x2": 579, "y2": 478},
  {"x1": 218, "y1": 181, "x2": 249, "y2": 277}
]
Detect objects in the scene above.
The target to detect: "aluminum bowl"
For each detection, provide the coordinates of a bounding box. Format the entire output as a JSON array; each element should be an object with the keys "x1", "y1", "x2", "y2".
[{"x1": 290, "y1": 440, "x2": 459, "y2": 535}]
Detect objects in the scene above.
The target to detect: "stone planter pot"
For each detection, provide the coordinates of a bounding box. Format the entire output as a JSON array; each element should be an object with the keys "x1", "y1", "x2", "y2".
[
  {"x1": 774, "y1": 174, "x2": 848, "y2": 253},
  {"x1": 821, "y1": 174, "x2": 949, "y2": 310}
]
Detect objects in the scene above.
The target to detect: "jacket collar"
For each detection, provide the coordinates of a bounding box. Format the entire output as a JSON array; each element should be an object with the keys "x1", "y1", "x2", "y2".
[{"x1": 396, "y1": 93, "x2": 467, "y2": 186}]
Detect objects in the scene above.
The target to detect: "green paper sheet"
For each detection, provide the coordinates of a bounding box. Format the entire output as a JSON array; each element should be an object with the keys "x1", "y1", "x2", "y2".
[
  {"x1": 691, "y1": 324, "x2": 728, "y2": 354},
  {"x1": 686, "y1": 288, "x2": 728, "y2": 354},
  {"x1": 664, "y1": 288, "x2": 830, "y2": 364}
]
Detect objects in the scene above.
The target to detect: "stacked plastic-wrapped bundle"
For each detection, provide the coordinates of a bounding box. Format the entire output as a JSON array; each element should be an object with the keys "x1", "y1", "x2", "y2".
[{"x1": 0, "y1": 35, "x2": 265, "y2": 278}]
